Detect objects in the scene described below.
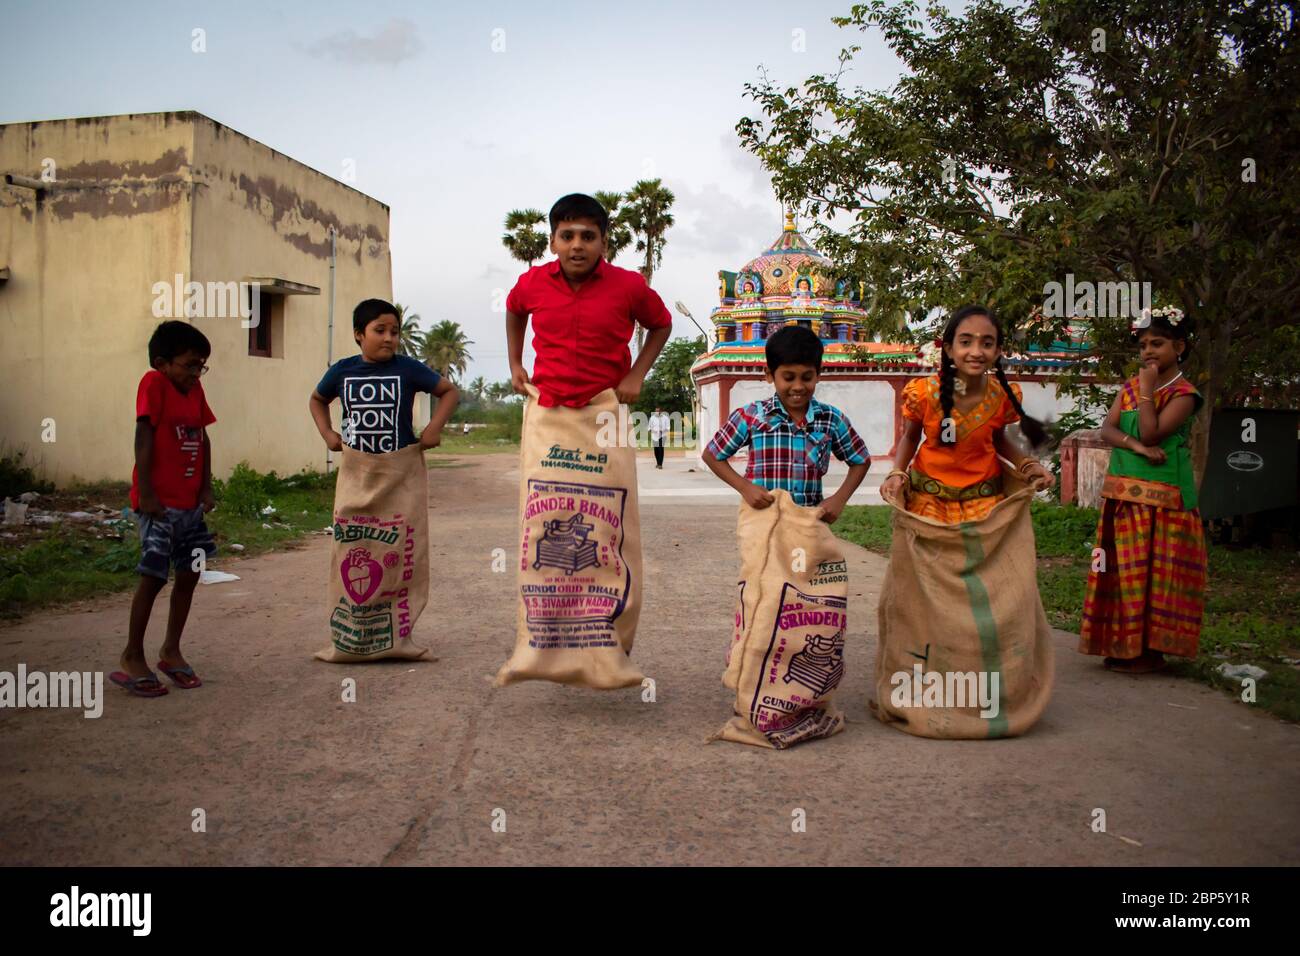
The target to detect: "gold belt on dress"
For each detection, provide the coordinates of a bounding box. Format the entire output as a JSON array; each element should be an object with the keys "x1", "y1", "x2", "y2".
[{"x1": 909, "y1": 468, "x2": 1003, "y2": 502}]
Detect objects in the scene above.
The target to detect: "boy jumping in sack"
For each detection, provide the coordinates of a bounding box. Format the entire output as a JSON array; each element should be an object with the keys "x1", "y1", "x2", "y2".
[
  {"x1": 308, "y1": 298, "x2": 459, "y2": 663},
  {"x1": 497, "y1": 193, "x2": 672, "y2": 688},
  {"x1": 702, "y1": 325, "x2": 871, "y2": 747}
]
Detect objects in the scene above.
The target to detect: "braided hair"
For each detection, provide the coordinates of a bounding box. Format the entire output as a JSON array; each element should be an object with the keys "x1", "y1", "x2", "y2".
[{"x1": 937, "y1": 305, "x2": 1049, "y2": 449}]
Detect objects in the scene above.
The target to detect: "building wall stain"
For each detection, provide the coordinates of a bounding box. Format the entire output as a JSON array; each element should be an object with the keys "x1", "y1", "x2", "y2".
[
  {"x1": 235, "y1": 173, "x2": 387, "y2": 261},
  {"x1": 48, "y1": 184, "x2": 185, "y2": 221},
  {"x1": 59, "y1": 147, "x2": 189, "y2": 182}
]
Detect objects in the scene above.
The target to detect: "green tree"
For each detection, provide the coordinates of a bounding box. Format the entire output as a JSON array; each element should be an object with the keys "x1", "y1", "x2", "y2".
[
  {"x1": 737, "y1": 0, "x2": 1300, "y2": 480},
  {"x1": 393, "y1": 303, "x2": 425, "y2": 356},
  {"x1": 633, "y1": 335, "x2": 709, "y2": 417},
  {"x1": 467, "y1": 376, "x2": 486, "y2": 404},
  {"x1": 485, "y1": 380, "x2": 516, "y2": 405},
  {"x1": 594, "y1": 190, "x2": 635, "y2": 263},
  {"x1": 622, "y1": 179, "x2": 677, "y2": 352},
  {"x1": 419, "y1": 320, "x2": 474, "y2": 381},
  {"x1": 502, "y1": 208, "x2": 549, "y2": 268}
]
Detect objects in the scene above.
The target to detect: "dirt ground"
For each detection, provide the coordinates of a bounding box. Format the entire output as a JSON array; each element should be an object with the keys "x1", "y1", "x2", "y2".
[{"x1": 1, "y1": 452, "x2": 1297, "y2": 866}]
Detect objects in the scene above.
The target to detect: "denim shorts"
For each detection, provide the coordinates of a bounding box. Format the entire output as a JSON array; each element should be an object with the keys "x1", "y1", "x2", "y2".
[{"x1": 135, "y1": 506, "x2": 217, "y2": 580}]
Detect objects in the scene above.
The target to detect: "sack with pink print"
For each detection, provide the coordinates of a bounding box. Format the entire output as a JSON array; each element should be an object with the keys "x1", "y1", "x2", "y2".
[{"x1": 315, "y1": 443, "x2": 431, "y2": 662}]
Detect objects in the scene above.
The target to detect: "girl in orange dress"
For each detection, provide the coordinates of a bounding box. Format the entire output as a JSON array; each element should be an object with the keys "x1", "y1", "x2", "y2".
[{"x1": 881, "y1": 306, "x2": 1053, "y2": 518}]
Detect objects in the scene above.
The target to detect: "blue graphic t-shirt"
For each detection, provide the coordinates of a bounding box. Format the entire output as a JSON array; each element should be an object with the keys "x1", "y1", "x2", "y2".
[{"x1": 315, "y1": 354, "x2": 442, "y2": 453}]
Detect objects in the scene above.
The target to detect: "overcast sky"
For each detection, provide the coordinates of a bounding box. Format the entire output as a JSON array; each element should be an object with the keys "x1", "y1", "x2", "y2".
[{"x1": 1, "y1": 0, "x2": 903, "y2": 383}]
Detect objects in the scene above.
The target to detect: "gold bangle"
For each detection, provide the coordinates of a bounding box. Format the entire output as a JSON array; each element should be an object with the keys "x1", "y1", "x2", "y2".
[
  {"x1": 887, "y1": 469, "x2": 909, "y2": 481},
  {"x1": 1139, "y1": 394, "x2": 1153, "y2": 403}
]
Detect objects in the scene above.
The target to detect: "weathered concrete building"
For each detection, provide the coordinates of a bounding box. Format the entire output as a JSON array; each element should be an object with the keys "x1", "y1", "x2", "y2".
[{"x1": 0, "y1": 111, "x2": 392, "y2": 484}]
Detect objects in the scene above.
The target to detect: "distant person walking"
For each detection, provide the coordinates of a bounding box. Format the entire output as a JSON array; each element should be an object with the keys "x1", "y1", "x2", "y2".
[{"x1": 650, "y1": 407, "x2": 670, "y2": 468}]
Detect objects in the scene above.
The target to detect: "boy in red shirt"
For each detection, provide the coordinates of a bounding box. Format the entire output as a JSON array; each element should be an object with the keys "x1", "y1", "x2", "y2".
[
  {"x1": 112, "y1": 321, "x2": 217, "y2": 697},
  {"x1": 499, "y1": 194, "x2": 672, "y2": 687},
  {"x1": 507, "y1": 193, "x2": 672, "y2": 406}
]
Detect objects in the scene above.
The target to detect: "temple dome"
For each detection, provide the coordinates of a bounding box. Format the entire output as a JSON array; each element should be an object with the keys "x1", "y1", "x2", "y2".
[
  {"x1": 735, "y1": 213, "x2": 837, "y2": 298},
  {"x1": 693, "y1": 211, "x2": 922, "y2": 375}
]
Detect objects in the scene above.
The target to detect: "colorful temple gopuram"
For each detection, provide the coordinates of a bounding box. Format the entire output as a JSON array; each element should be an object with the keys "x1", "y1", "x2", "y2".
[{"x1": 690, "y1": 215, "x2": 1093, "y2": 462}]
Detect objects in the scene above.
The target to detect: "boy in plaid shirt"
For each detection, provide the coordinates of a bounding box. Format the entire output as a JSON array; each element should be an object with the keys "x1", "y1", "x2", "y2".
[{"x1": 703, "y1": 326, "x2": 870, "y2": 522}]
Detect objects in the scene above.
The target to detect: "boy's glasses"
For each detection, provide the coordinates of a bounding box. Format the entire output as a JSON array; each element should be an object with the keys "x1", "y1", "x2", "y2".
[{"x1": 175, "y1": 361, "x2": 210, "y2": 376}]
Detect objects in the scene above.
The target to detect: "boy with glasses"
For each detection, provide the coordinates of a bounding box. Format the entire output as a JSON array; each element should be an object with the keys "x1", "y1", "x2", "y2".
[{"x1": 111, "y1": 321, "x2": 218, "y2": 697}]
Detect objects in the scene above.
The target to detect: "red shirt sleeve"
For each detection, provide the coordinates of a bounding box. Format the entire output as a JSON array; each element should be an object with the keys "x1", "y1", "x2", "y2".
[
  {"x1": 630, "y1": 274, "x2": 672, "y2": 330},
  {"x1": 136, "y1": 371, "x2": 165, "y2": 426},
  {"x1": 505, "y1": 269, "x2": 532, "y2": 317},
  {"x1": 199, "y1": 384, "x2": 216, "y2": 427}
]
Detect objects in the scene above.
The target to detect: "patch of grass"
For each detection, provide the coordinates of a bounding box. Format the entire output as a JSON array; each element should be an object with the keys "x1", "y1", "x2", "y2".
[
  {"x1": 0, "y1": 464, "x2": 339, "y2": 619},
  {"x1": 0, "y1": 526, "x2": 139, "y2": 611},
  {"x1": 204, "y1": 468, "x2": 338, "y2": 556},
  {"x1": 429, "y1": 424, "x2": 520, "y2": 455},
  {"x1": 833, "y1": 503, "x2": 894, "y2": 554},
  {"x1": 835, "y1": 501, "x2": 1300, "y2": 721}
]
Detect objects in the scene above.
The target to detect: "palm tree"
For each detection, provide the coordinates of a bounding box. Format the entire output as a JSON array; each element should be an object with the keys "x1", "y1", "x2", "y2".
[
  {"x1": 594, "y1": 190, "x2": 634, "y2": 263},
  {"x1": 393, "y1": 303, "x2": 425, "y2": 356},
  {"x1": 419, "y1": 320, "x2": 474, "y2": 381},
  {"x1": 467, "y1": 375, "x2": 486, "y2": 404},
  {"x1": 622, "y1": 179, "x2": 676, "y2": 350},
  {"x1": 502, "y1": 209, "x2": 549, "y2": 268}
]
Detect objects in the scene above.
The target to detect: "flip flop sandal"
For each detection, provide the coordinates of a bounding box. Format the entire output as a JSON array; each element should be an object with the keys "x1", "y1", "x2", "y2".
[
  {"x1": 157, "y1": 661, "x2": 203, "y2": 689},
  {"x1": 109, "y1": 671, "x2": 170, "y2": 698}
]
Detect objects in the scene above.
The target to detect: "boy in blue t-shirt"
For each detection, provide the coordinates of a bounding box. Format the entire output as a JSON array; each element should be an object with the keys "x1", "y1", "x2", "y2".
[{"x1": 310, "y1": 298, "x2": 459, "y2": 452}]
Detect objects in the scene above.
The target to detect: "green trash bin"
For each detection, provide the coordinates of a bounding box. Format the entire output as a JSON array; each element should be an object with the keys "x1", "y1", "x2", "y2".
[{"x1": 1198, "y1": 408, "x2": 1299, "y2": 520}]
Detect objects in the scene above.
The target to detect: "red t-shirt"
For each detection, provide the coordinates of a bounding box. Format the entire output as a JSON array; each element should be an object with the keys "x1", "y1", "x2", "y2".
[
  {"x1": 130, "y1": 370, "x2": 217, "y2": 510},
  {"x1": 506, "y1": 257, "x2": 673, "y2": 407}
]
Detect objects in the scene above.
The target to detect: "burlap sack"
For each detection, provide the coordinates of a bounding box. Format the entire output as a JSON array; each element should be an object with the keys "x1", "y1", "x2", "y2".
[
  {"x1": 494, "y1": 386, "x2": 644, "y2": 689},
  {"x1": 873, "y1": 470, "x2": 1053, "y2": 738},
  {"x1": 315, "y1": 443, "x2": 431, "y2": 662},
  {"x1": 717, "y1": 490, "x2": 848, "y2": 749}
]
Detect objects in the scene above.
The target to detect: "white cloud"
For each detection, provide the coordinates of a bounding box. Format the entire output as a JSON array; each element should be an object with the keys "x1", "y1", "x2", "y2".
[
  {"x1": 305, "y1": 18, "x2": 422, "y2": 65},
  {"x1": 668, "y1": 177, "x2": 783, "y2": 268}
]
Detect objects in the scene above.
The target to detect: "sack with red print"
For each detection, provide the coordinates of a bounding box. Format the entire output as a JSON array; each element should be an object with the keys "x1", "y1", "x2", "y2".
[{"x1": 315, "y1": 443, "x2": 431, "y2": 662}]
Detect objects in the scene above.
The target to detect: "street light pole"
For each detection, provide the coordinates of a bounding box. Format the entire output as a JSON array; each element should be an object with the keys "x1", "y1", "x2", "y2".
[
  {"x1": 674, "y1": 301, "x2": 711, "y2": 454},
  {"x1": 673, "y1": 301, "x2": 709, "y2": 344}
]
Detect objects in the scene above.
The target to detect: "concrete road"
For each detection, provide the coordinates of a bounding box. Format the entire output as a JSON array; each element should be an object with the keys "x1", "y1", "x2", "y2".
[{"x1": 1, "y1": 452, "x2": 1296, "y2": 865}]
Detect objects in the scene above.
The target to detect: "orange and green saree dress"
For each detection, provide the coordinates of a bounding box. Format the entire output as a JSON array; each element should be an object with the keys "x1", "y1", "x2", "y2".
[{"x1": 900, "y1": 374, "x2": 1022, "y2": 524}]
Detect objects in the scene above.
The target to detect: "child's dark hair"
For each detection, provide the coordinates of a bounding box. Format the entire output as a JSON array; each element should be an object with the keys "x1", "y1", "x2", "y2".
[
  {"x1": 938, "y1": 305, "x2": 1049, "y2": 449},
  {"x1": 1132, "y1": 311, "x2": 1195, "y2": 364},
  {"x1": 148, "y1": 320, "x2": 211, "y2": 365},
  {"x1": 765, "y1": 324, "x2": 823, "y2": 373},
  {"x1": 353, "y1": 298, "x2": 399, "y2": 336},
  {"x1": 549, "y1": 193, "x2": 608, "y2": 236}
]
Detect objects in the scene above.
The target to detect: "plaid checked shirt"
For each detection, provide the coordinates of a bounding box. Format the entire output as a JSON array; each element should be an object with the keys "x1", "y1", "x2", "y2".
[{"x1": 706, "y1": 395, "x2": 870, "y2": 506}]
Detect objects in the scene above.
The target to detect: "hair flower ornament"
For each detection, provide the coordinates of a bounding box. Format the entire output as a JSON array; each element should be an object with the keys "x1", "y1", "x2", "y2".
[{"x1": 1132, "y1": 306, "x2": 1185, "y2": 332}]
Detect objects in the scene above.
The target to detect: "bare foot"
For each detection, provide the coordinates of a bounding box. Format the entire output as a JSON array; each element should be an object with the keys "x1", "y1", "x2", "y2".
[
  {"x1": 158, "y1": 646, "x2": 191, "y2": 671},
  {"x1": 118, "y1": 650, "x2": 154, "y2": 680}
]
